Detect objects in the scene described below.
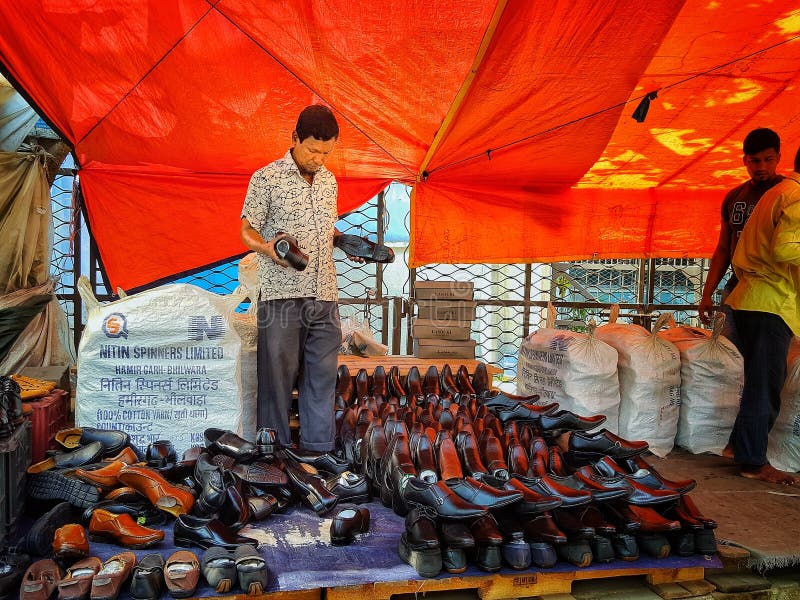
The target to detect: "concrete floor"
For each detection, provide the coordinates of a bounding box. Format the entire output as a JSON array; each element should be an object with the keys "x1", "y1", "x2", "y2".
[{"x1": 642, "y1": 449, "x2": 800, "y2": 570}]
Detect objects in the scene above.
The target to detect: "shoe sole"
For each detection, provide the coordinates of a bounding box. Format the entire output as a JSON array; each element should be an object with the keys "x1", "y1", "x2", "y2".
[
  {"x1": 398, "y1": 534, "x2": 442, "y2": 578},
  {"x1": 22, "y1": 501, "x2": 73, "y2": 555},
  {"x1": 335, "y1": 235, "x2": 394, "y2": 263},
  {"x1": 88, "y1": 533, "x2": 162, "y2": 549},
  {"x1": 27, "y1": 471, "x2": 101, "y2": 509},
  {"x1": 175, "y1": 536, "x2": 240, "y2": 551}
]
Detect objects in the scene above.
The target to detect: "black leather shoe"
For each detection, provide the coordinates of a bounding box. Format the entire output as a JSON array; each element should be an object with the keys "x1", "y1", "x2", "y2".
[
  {"x1": 539, "y1": 410, "x2": 606, "y2": 434},
  {"x1": 441, "y1": 547, "x2": 467, "y2": 574},
  {"x1": 482, "y1": 390, "x2": 552, "y2": 411},
  {"x1": 217, "y1": 475, "x2": 250, "y2": 531},
  {"x1": 503, "y1": 477, "x2": 562, "y2": 515},
  {"x1": 401, "y1": 478, "x2": 487, "y2": 520},
  {"x1": 0, "y1": 550, "x2": 30, "y2": 599},
  {"x1": 27, "y1": 441, "x2": 106, "y2": 473},
  {"x1": 283, "y1": 459, "x2": 339, "y2": 515},
  {"x1": 529, "y1": 541, "x2": 557, "y2": 567},
  {"x1": 283, "y1": 447, "x2": 350, "y2": 475},
  {"x1": 146, "y1": 439, "x2": 177, "y2": 468},
  {"x1": 398, "y1": 507, "x2": 441, "y2": 578},
  {"x1": 334, "y1": 233, "x2": 394, "y2": 263},
  {"x1": 522, "y1": 512, "x2": 567, "y2": 544},
  {"x1": 595, "y1": 456, "x2": 696, "y2": 495},
  {"x1": 201, "y1": 547, "x2": 237, "y2": 594},
  {"x1": 55, "y1": 427, "x2": 130, "y2": 456},
  {"x1": 20, "y1": 501, "x2": 74, "y2": 556},
  {"x1": 438, "y1": 520, "x2": 475, "y2": 549},
  {"x1": 129, "y1": 553, "x2": 165, "y2": 600},
  {"x1": 611, "y1": 532, "x2": 639, "y2": 561},
  {"x1": 204, "y1": 428, "x2": 257, "y2": 461},
  {"x1": 557, "y1": 539, "x2": 593, "y2": 567},
  {"x1": 516, "y1": 474, "x2": 593, "y2": 507},
  {"x1": 568, "y1": 429, "x2": 649, "y2": 461},
  {"x1": 592, "y1": 535, "x2": 617, "y2": 563},
  {"x1": 573, "y1": 467, "x2": 679, "y2": 505},
  {"x1": 195, "y1": 456, "x2": 227, "y2": 516},
  {"x1": 274, "y1": 232, "x2": 309, "y2": 270},
  {"x1": 174, "y1": 515, "x2": 258, "y2": 550},
  {"x1": 255, "y1": 428, "x2": 279, "y2": 459},
  {"x1": 495, "y1": 402, "x2": 561, "y2": 423},
  {"x1": 325, "y1": 471, "x2": 370, "y2": 504},
  {"x1": 26, "y1": 470, "x2": 102, "y2": 509},
  {"x1": 234, "y1": 545, "x2": 269, "y2": 595},
  {"x1": 247, "y1": 493, "x2": 278, "y2": 521},
  {"x1": 231, "y1": 460, "x2": 288, "y2": 491},
  {"x1": 330, "y1": 507, "x2": 370, "y2": 545},
  {"x1": 446, "y1": 477, "x2": 522, "y2": 510},
  {"x1": 553, "y1": 507, "x2": 595, "y2": 539}
]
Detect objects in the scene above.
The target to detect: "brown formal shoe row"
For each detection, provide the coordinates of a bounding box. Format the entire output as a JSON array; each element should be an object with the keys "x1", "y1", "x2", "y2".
[{"x1": 21, "y1": 550, "x2": 201, "y2": 600}]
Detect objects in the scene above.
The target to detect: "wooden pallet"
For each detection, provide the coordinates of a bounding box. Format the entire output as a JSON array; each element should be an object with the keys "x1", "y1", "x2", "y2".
[
  {"x1": 201, "y1": 589, "x2": 320, "y2": 600},
  {"x1": 324, "y1": 564, "x2": 713, "y2": 600}
]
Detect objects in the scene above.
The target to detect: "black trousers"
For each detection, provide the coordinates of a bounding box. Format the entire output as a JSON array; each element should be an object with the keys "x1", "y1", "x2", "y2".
[
  {"x1": 730, "y1": 309, "x2": 792, "y2": 466},
  {"x1": 256, "y1": 298, "x2": 341, "y2": 451}
]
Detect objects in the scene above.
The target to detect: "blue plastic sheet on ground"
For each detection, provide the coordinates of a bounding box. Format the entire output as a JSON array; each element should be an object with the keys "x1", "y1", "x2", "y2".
[{"x1": 53, "y1": 501, "x2": 720, "y2": 599}]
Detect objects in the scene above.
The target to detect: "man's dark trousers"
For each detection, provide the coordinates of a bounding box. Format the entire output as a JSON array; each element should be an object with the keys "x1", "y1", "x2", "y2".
[
  {"x1": 257, "y1": 298, "x2": 341, "y2": 452},
  {"x1": 730, "y1": 309, "x2": 792, "y2": 466}
]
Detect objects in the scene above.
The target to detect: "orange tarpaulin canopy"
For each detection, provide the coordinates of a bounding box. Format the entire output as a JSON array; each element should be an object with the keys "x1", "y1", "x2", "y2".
[{"x1": 0, "y1": 1, "x2": 798, "y2": 290}]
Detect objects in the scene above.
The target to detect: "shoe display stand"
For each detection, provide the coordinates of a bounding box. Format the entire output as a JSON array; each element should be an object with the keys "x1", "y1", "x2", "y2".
[{"x1": 337, "y1": 356, "x2": 502, "y2": 380}]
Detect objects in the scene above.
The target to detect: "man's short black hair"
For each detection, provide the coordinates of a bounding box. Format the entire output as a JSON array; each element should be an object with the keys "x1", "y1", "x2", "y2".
[
  {"x1": 743, "y1": 128, "x2": 780, "y2": 155},
  {"x1": 295, "y1": 105, "x2": 339, "y2": 142}
]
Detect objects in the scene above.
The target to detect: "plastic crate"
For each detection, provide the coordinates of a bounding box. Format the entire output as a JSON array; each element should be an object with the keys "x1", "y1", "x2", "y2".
[
  {"x1": 25, "y1": 389, "x2": 68, "y2": 462},
  {"x1": 0, "y1": 418, "x2": 32, "y2": 546}
]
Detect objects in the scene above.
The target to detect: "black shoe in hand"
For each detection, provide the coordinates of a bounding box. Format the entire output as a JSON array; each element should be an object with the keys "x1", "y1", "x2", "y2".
[{"x1": 334, "y1": 234, "x2": 394, "y2": 263}]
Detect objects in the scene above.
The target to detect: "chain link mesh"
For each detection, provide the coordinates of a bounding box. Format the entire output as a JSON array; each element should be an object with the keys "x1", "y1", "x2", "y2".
[{"x1": 52, "y1": 181, "x2": 717, "y2": 379}]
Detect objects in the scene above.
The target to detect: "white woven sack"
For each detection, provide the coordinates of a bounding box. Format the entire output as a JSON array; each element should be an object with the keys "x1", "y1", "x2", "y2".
[
  {"x1": 658, "y1": 314, "x2": 742, "y2": 455},
  {"x1": 75, "y1": 277, "x2": 246, "y2": 455},
  {"x1": 767, "y1": 338, "x2": 800, "y2": 472},
  {"x1": 517, "y1": 303, "x2": 621, "y2": 433},
  {"x1": 595, "y1": 309, "x2": 681, "y2": 457}
]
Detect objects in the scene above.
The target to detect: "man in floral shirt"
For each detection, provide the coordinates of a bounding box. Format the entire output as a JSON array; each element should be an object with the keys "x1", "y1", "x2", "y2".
[{"x1": 240, "y1": 105, "x2": 355, "y2": 454}]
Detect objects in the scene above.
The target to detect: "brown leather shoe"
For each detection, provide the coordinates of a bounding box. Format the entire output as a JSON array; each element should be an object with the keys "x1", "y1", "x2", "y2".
[
  {"x1": 58, "y1": 557, "x2": 101, "y2": 600},
  {"x1": 74, "y1": 461, "x2": 125, "y2": 489},
  {"x1": 164, "y1": 550, "x2": 200, "y2": 598},
  {"x1": 20, "y1": 559, "x2": 62, "y2": 600},
  {"x1": 52, "y1": 524, "x2": 90, "y2": 561},
  {"x1": 104, "y1": 446, "x2": 139, "y2": 465},
  {"x1": 89, "y1": 509, "x2": 164, "y2": 548},
  {"x1": 118, "y1": 465, "x2": 195, "y2": 516},
  {"x1": 90, "y1": 552, "x2": 136, "y2": 600}
]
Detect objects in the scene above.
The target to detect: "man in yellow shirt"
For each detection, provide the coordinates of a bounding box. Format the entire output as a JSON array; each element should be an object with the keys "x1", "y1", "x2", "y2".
[{"x1": 726, "y1": 146, "x2": 800, "y2": 485}]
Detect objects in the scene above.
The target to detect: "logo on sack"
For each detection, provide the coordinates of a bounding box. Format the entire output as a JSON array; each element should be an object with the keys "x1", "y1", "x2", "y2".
[
  {"x1": 188, "y1": 315, "x2": 226, "y2": 341},
  {"x1": 103, "y1": 313, "x2": 129, "y2": 339}
]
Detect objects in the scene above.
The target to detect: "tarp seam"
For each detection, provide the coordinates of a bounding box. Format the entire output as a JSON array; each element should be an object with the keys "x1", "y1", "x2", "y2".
[
  {"x1": 427, "y1": 31, "x2": 800, "y2": 178},
  {"x1": 75, "y1": 0, "x2": 221, "y2": 148},
  {"x1": 212, "y1": 1, "x2": 415, "y2": 180}
]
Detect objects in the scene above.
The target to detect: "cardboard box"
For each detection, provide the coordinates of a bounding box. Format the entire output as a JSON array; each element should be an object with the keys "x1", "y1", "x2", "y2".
[
  {"x1": 416, "y1": 300, "x2": 477, "y2": 321},
  {"x1": 415, "y1": 280, "x2": 475, "y2": 301},
  {"x1": 414, "y1": 338, "x2": 477, "y2": 359},
  {"x1": 412, "y1": 318, "x2": 472, "y2": 340}
]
